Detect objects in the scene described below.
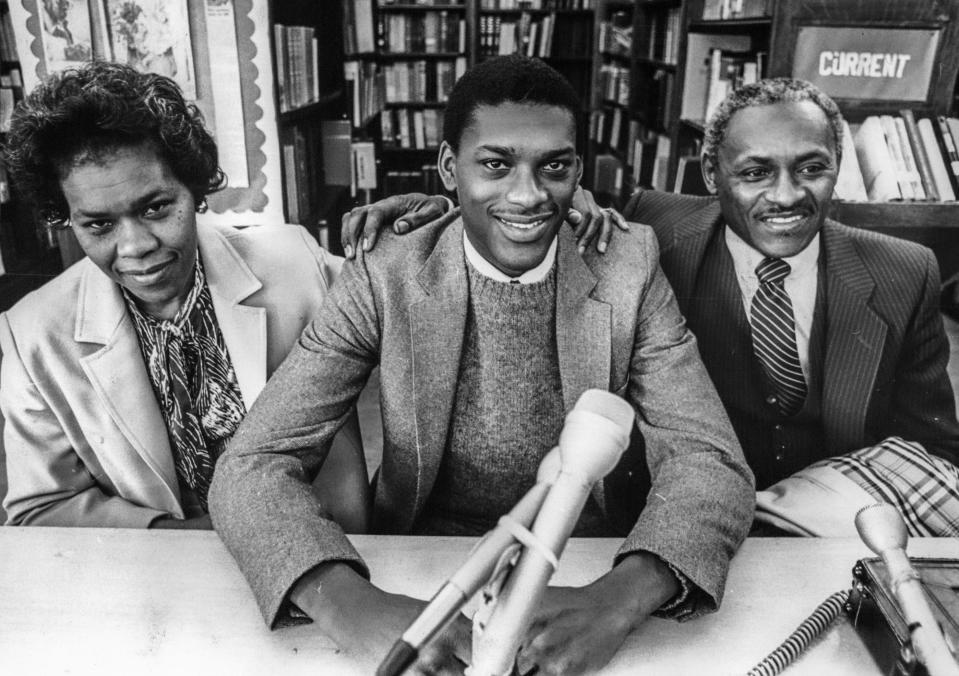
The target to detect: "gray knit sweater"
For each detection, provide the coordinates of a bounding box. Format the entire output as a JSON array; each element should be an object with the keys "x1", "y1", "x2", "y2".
[{"x1": 415, "y1": 263, "x2": 610, "y2": 535}]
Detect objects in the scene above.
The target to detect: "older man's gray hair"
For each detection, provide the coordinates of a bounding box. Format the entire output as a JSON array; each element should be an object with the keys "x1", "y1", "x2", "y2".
[{"x1": 702, "y1": 77, "x2": 845, "y2": 166}]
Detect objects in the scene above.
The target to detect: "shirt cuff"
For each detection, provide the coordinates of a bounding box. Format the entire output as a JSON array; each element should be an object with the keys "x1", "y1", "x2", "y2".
[{"x1": 654, "y1": 558, "x2": 694, "y2": 620}]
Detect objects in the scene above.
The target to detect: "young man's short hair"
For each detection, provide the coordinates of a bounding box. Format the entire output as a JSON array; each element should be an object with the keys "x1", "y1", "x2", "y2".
[{"x1": 442, "y1": 54, "x2": 581, "y2": 153}]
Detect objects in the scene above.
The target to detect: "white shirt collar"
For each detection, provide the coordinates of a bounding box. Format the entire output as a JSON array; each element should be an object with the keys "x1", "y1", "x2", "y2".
[
  {"x1": 724, "y1": 226, "x2": 821, "y2": 279},
  {"x1": 462, "y1": 231, "x2": 558, "y2": 284}
]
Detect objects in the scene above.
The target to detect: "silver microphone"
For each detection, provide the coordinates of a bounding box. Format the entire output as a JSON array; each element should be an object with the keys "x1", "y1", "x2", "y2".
[
  {"x1": 855, "y1": 504, "x2": 959, "y2": 676},
  {"x1": 469, "y1": 389, "x2": 635, "y2": 676}
]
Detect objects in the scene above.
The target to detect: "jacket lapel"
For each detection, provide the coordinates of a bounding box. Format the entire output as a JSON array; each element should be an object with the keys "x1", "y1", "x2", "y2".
[
  {"x1": 663, "y1": 201, "x2": 723, "y2": 313},
  {"x1": 555, "y1": 227, "x2": 610, "y2": 412},
  {"x1": 75, "y1": 263, "x2": 181, "y2": 511},
  {"x1": 821, "y1": 222, "x2": 886, "y2": 450},
  {"x1": 409, "y1": 220, "x2": 469, "y2": 515},
  {"x1": 198, "y1": 224, "x2": 267, "y2": 409},
  {"x1": 555, "y1": 228, "x2": 613, "y2": 511}
]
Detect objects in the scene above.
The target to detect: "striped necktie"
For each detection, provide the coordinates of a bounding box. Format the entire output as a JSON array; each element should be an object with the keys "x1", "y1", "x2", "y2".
[{"x1": 750, "y1": 257, "x2": 807, "y2": 416}]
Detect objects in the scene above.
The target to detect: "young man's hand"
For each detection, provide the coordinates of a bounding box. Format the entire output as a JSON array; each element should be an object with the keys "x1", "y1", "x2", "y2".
[
  {"x1": 291, "y1": 562, "x2": 472, "y2": 674},
  {"x1": 340, "y1": 193, "x2": 454, "y2": 259},
  {"x1": 339, "y1": 187, "x2": 628, "y2": 257},
  {"x1": 514, "y1": 552, "x2": 678, "y2": 675}
]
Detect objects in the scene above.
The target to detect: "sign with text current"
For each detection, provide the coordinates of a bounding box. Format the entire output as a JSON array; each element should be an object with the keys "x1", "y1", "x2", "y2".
[{"x1": 792, "y1": 26, "x2": 940, "y2": 102}]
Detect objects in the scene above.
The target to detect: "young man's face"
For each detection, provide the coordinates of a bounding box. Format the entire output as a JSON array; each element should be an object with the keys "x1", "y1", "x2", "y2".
[
  {"x1": 61, "y1": 143, "x2": 199, "y2": 321},
  {"x1": 703, "y1": 100, "x2": 839, "y2": 259},
  {"x1": 439, "y1": 102, "x2": 582, "y2": 277}
]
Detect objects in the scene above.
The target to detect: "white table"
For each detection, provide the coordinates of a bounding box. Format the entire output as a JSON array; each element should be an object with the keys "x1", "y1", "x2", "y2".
[{"x1": 1, "y1": 528, "x2": 956, "y2": 675}]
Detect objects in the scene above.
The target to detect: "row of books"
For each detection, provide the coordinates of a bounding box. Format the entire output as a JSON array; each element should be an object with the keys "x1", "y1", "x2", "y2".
[
  {"x1": 380, "y1": 11, "x2": 466, "y2": 54},
  {"x1": 702, "y1": 0, "x2": 769, "y2": 20},
  {"x1": 841, "y1": 114, "x2": 959, "y2": 203},
  {"x1": 597, "y1": 64, "x2": 629, "y2": 107},
  {"x1": 634, "y1": 67, "x2": 676, "y2": 132},
  {"x1": 343, "y1": 0, "x2": 376, "y2": 54},
  {"x1": 0, "y1": 9, "x2": 17, "y2": 62},
  {"x1": 383, "y1": 58, "x2": 466, "y2": 103},
  {"x1": 273, "y1": 25, "x2": 321, "y2": 113},
  {"x1": 383, "y1": 166, "x2": 444, "y2": 196},
  {"x1": 702, "y1": 48, "x2": 763, "y2": 122},
  {"x1": 478, "y1": 13, "x2": 591, "y2": 58},
  {"x1": 0, "y1": 69, "x2": 23, "y2": 134},
  {"x1": 646, "y1": 7, "x2": 682, "y2": 65},
  {"x1": 381, "y1": 107, "x2": 445, "y2": 150},
  {"x1": 478, "y1": 0, "x2": 595, "y2": 9},
  {"x1": 344, "y1": 60, "x2": 386, "y2": 127},
  {"x1": 597, "y1": 11, "x2": 631, "y2": 57},
  {"x1": 281, "y1": 127, "x2": 317, "y2": 225}
]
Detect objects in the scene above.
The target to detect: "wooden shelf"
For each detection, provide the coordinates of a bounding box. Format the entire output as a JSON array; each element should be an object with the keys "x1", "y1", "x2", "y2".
[
  {"x1": 278, "y1": 91, "x2": 344, "y2": 124},
  {"x1": 378, "y1": 3, "x2": 466, "y2": 10},
  {"x1": 384, "y1": 100, "x2": 446, "y2": 108},
  {"x1": 635, "y1": 56, "x2": 677, "y2": 70},
  {"x1": 377, "y1": 51, "x2": 466, "y2": 59},
  {"x1": 687, "y1": 17, "x2": 772, "y2": 32},
  {"x1": 478, "y1": 8, "x2": 593, "y2": 15}
]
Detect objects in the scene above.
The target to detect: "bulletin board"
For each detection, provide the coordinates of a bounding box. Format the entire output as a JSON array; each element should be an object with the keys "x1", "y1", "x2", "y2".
[{"x1": 7, "y1": 0, "x2": 283, "y2": 226}]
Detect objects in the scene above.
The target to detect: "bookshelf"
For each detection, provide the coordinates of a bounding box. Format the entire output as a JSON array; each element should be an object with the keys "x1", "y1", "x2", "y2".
[
  {"x1": 0, "y1": 0, "x2": 62, "y2": 312},
  {"x1": 341, "y1": 0, "x2": 598, "y2": 198},
  {"x1": 640, "y1": 0, "x2": 959, "y2": 277},
  {"x1": 270, "y1": 0, "x2": 352, "y2": 251},
  {"x1": 588, "y1": 0, "x2": 686, "y2": 206}
]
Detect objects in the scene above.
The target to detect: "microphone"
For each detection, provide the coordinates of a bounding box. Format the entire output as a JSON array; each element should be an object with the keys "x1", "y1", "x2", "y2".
[
  {"x1": 376, "y1": 448, "x2": 563, "y2": 676},
  {"x1": 855, "y1": 504, "x2": 959, "y2": 676},
  {"x1": 469, "y1": 389, "x2": 635, "y2": 676}
]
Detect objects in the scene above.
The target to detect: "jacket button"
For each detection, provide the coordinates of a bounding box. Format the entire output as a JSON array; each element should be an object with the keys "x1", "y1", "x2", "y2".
[
  {"x1": 766, "y1": 395, "x2": 778, "y2": 405},
  {"x1": 773, "y1": 424, "x2": 782, "y2": 431},
  {"x1": 774, "y1": 453, "x2": 784, "y2": 461}
]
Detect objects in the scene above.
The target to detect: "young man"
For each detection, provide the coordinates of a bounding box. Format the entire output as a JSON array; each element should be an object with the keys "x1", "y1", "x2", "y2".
[{"x1": 210, "y1": 56, "x2": 752, "y2": 675}]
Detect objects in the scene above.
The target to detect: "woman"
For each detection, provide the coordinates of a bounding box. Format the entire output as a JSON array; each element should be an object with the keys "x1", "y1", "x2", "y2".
[{"x1": 0, "y1": 61, "x2": 366, "y2": 529}]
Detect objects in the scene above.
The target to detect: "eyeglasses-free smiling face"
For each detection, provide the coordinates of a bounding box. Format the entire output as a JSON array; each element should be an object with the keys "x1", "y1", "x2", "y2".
[
  {"x1": 703, "y1": 100, "x2": 839, "y2": 259},
  {"x1": 60, "y1": 143, "x2": 199, "y2": 321},
  {"x1": 438, "y1": 102, "x2": 582, "y2": 277}
]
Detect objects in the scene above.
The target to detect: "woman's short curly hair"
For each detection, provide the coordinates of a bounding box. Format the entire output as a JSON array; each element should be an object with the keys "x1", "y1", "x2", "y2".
[
  {"x1": 2, "y1": 60, "x2": 225, "y2": 226},
  {"x1": 703, "y1": 77, "x2": 844, "y2": 167}
]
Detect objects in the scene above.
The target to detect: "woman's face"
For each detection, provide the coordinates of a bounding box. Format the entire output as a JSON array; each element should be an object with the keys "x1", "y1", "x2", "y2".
[{"x1": 61, "y1": 143, "x2": 198, "y2": 321}]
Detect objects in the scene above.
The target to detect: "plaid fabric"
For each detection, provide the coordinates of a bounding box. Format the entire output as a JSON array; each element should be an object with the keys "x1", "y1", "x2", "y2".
[{"x1": 811, "y1": 437, "x2": 959, "y2": 537}]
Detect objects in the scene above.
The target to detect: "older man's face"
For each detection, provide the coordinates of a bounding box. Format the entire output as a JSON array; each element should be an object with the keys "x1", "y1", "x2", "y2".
[{"x1": 703, "y1": 100, "x2": 839, "y2": 259}]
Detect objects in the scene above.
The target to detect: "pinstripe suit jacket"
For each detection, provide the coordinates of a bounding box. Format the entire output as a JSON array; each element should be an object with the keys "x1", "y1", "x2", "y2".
[{"x1": 623, "y1": 189, "x2": 959, "y2": 474}]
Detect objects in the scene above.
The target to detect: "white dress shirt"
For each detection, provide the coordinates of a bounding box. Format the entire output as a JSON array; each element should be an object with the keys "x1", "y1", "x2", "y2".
[
  {"x1": 724, "y1": 227, "x2": 820, "y2": 383},
  {"x1": 462, "y1": 231, "x2": 557, "y2": 284}
]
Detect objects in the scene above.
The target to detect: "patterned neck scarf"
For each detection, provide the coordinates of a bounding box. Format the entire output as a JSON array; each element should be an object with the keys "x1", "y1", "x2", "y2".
[{"x1": 123, "y1": 255, "x2": 246, "y2": 512}]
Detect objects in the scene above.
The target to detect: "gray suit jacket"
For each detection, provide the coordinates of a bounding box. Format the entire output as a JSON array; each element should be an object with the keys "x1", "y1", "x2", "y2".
[
  {"x1": 210, "y1": 218, "x2": 753, "y2": 627},
  {"x1": 624, "y1": 189, "x2": 959, "y2": 467}
]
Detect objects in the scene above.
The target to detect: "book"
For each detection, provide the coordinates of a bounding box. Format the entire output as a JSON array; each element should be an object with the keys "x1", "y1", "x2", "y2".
[
  {"x1": 892, "y1": 116, "x2": 926, "y2": 199},
  {"x1": 917, "y1": 118, "x2": 956, "y2": 202},
  {"x1": 834, "y1": 120, "x2": 868, "y2": 202},
  {"x1": 853, "y1": 116, "x2": 901, "y2": 201},
  {"x1": 878, "y1": 115, "x2": 914, "y2": 200},
  {"x1": 900, "y1": 109, "x2": 938, "y2": 201},
  {"x1": 935, "y1": 116, "x2": 959, "y2": 195}
]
